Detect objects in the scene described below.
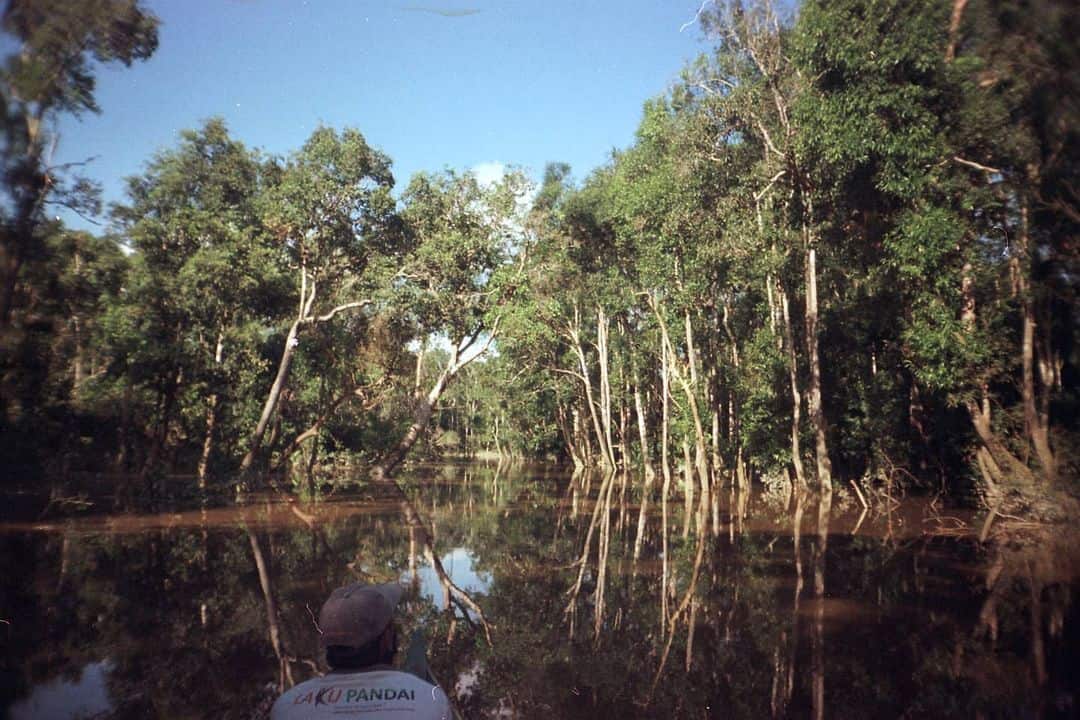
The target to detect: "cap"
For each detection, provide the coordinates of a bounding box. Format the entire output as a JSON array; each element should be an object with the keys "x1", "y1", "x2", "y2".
[{"x1": 317, "y1": 582, "x2": 405, "y2": 648}]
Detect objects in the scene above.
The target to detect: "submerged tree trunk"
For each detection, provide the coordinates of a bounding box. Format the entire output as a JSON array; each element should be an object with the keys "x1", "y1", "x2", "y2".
[
  {"x1": 567, "y1": 305, "x2": 615, "y2": 469},
  {"x1": 240, "y1": 266, "x2": 369, "y2": 485},
  {"x1": 596, "y1": 305, "x2": 617, "y2": 469},
  {"x1": 632, "y1": 362, "x2": 656, "y2": 561},
  {"x1": 962, "y1": 262, "x2": 1039, "y2": 498},
  {"x1": 683, "y1": 310, "x2": 712, "y2": 506}
]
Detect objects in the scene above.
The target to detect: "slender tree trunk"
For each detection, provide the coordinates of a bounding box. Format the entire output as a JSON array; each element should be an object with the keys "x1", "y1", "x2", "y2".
[
  {"x1": 632, "y1": 365, "x2": 655, "y2": 481},
  {"x1": 721, "y1": 298, "x2": 747, "y2": 490},
  {"x1": 684, "y1": 310, "x2": 712, "y2": 504},
  {"x1": 568, "y1": 306, "x2": 614, "y2": 468},
  {"x1": 198, "y1": 331, "x2": 225, "y2": 490},
  {"x1": 682, "y1": 439, "x2": 694, "y2": 538},
  {"x1": 779, "y1": 282, "x2": 807, "y2": 487},
  {"x1": 140, "y1": 365, "x2": 181, "y2": 489},
  {"x1": 804, "y1": 227, "x2": 833, "y2": 495},
  {"x1": 1016, "y1": 198, "x2": 1056, "y2": 481},
  {"x1": 962, "y1": 262, "x2": 1038, "y2": 493},
  {"x1": 633, "y1": 368, "x2": 655, "y2": 561},
  {"x1": 596, "y1": 305, "x2": 617, "y2": 468},
  {"x1": 659, "y1": 320, "x2": 672, "y2": 498},
  {"x1": 372, "y1": 327, "x2": 496, "y2": 481},
  {"x1": 240, "y1": 318, "x2": 301, "y2": 476},
  {"x1": 557, "y1": 402, "x2": 585, "y2": 469},
  {"x1": 372, "y1": 368, "x2": 451, "y2": 481}
]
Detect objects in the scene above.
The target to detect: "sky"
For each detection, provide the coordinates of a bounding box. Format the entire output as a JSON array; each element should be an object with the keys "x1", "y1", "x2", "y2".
[{"x1": 53, "y1": 0, "x2": 713, "y2": 232}]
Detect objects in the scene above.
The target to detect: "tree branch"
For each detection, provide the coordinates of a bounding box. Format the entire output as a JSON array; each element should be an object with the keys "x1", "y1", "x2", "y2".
[
  {"x1": 953, "y1": 156, "x2": 1001, "y2": 175},
  {"x1": 312, "y1": 298, "x2": 371, "y2": 323},
  {"x1": 754, "y1": 169, "x2": 787, "y2": 202},
  {"x1": 452, "y1": 316, "x2": 501, "y2": 373}
]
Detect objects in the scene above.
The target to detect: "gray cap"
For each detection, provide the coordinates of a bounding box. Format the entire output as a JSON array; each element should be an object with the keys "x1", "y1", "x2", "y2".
[{"x1": 318, "y1": 582, "x2": 404, "y2": 648}]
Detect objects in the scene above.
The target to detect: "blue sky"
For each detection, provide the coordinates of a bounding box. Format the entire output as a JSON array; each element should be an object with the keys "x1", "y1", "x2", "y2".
[{"x1": 55, "y1": 1, "x2": 712, "y2": 232}]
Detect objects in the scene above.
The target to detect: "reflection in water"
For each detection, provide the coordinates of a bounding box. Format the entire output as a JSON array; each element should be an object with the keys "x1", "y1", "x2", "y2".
[
  {"x1": 1, "y1": 463, "x2": 1078, "y2": 718},
  {"x1": 9, "y1": 661, "x2": 111, "y2": 720},
  {"x1": 414, "y1": 548, "x2": 491, "y2": 607},
  {"x1": 811, "y1": 489, "x2": 831, "y2": 720}
]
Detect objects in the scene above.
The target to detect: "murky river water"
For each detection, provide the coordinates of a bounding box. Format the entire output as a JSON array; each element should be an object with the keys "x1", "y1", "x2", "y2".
[{"x1": 2, "y1": 463, "x2": 1077, "y2": 718}]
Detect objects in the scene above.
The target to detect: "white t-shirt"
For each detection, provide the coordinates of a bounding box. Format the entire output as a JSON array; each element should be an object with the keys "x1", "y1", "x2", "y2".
[{"x1": 270, "y1": 669, "x2": 452, "y2": 719}]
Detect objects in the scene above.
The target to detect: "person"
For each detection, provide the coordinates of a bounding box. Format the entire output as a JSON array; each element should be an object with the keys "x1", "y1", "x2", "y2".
[{"x1": 271, "y1": 582, "x2": 452, "y2": 719}]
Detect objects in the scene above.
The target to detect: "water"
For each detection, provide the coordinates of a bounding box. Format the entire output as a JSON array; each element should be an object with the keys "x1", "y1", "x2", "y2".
[{"x1": 1, "y1": 463, "x2": 1076, "y2": 719}]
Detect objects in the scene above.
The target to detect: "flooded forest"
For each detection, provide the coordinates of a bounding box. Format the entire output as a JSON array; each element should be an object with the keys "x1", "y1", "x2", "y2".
[{"x1": 1, "y1": 1, "x2": 1078, "y2": 718}]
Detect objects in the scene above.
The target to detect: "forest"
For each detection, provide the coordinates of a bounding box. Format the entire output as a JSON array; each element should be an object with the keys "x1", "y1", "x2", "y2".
[
  {"x1": 2, "y1": 0, "x2": 1075, "y2": 519},
  {"x1": 2, "y1": 1, "x2": 1079, "y2": 717}
]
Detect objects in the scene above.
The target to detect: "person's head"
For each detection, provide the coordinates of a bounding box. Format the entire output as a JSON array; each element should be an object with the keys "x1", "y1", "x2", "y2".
[{"x1": 318, "y1": 582, "x2": 404, "y2": 670}]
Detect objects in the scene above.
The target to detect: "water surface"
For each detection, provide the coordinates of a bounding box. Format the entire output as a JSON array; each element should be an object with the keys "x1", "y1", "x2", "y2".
[{"x1": 1, "y1": 463, "x2": 1076, "y2": 718}]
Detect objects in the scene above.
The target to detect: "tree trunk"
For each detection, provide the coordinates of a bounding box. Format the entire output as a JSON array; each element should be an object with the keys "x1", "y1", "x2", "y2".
[
  {"x1": 632, "y1": 365, "x2": 655, "y2": 481},
  {"x1": 240, "y1": 318, "x2": 301, "y2": 476},
  {"x1": 568, "y1": 306, "x2": 614, "y2": 469},
  {"x1": 198, "y1": 331, "x2": 225, "y2": 489},
  {"x1": 632, "y1": 367, "x2": 655, "y2": 561},
  {"x1": 659, "y1": 320, "x2": 672, "y2": 500},
  {"x1": 197, "y1": 396, "x2": 220, "y2": 491},
  {"x1": 372, "y1": 368, "x2": 450, "y2": 481},
  {"x1": 596, "y1": 305, "x2": 617, "y2": 468},
  {"x1": 962, "y1": 259, "x2": 1039, "y2": 494},
  {"x1": 371, "y1": 326, "x2": 496, "y2": 481},
  {"x1": 804, "y1": 238, "x2": 833, "y2": 495},
  {"x1": 1016, "y1": 198, "x2": 1056, "y2": 481},
  {"x1": 779, "y1": 282, "x2": 807, "y2": 488},
  {"x1": 140, "y1": 365, "x2": 181, "y2": 490},
  {"x1": 967, "y1": 394, "x2": 1036, "y2": 489},
  {"x1": 684, "y1": 310, "x2": 712, "y2": 505}
]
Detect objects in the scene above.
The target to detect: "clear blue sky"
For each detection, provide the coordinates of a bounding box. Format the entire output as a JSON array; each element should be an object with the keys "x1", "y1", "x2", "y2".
[{"x1": 55, "y1": 1, "x2": 712, "y2": 232}]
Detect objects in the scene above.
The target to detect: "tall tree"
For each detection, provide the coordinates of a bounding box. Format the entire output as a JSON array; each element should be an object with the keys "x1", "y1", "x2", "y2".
[
  {"x1": 239, "y1": 126, "x2": 402, "y2": 478},
  {"x1": 111, "y1": 119, "x2": 285, "y2": 482},
  {"x1": 370, "y1": 168, "x2": 526, "y2": 480}
]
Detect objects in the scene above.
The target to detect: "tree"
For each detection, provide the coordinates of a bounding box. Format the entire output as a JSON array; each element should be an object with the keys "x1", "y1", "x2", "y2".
[
  {"x1": 110, "y1": 119, "x2": 286, "y2": 484},
  {"x1": 0, "y1": 0, "x2": 158, "y2": 475},
  {"x1": 370, "y1": 168, "x2": 527, "y2": 480},
  {"x1": 239, "y1": 126, "x2": 402, "y2": 478},
  {"x1": 0, "y1": 0, "x2": 158, "y2": 327}
]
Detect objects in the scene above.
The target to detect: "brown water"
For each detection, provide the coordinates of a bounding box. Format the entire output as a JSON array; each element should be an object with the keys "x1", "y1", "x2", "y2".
[{"x1": 1, "y1": 463, "x2": 1076, "y2": 719}]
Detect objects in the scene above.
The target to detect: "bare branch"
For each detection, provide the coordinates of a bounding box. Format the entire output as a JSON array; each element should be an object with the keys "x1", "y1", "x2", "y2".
[
  {"x1": 680, "y1": 0, "x2": 713, "y2": 33},
  {"x1": 550, "y1": 366, "x2": 587, "y2": 383},
  {"x1": 456, "y1": 322, "x2": 486, "y2": 356},
  {"x1": 755, "y1": 118, "x2": 785, "y2": 159},
  {"x1": 953, "y1": 156, "x2": 1002, "y2": 175},
  {"x1": 453, "y1": 316, "x2": 501, "y2": 373},
  {"x1": 754, "y1": 169, "x2": 787, "y2": 202},
  {"x1": 312, "y1": 299, "x2": 371, "y2": 323},
  {"x1": 46, "y1": 155, "x2": 101, "y2": 173},
  {"x1": 43, "y1": 198, "x2": 103, "y2": 226}
]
